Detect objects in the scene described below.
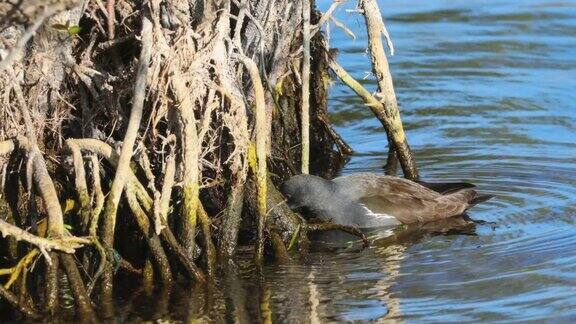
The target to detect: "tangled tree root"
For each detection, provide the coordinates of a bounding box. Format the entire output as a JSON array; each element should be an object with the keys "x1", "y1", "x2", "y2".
[{"x1": 0, "y1": 0, "x2": 418, "y2": 320}]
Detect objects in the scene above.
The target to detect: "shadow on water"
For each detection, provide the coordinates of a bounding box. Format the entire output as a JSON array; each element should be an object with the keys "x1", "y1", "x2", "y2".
[{"x1": 117, "y1": 0, "x2": 576, "y2": 321}]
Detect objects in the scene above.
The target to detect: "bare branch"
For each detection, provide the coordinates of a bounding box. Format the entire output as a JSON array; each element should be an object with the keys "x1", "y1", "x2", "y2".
[
  {"x1": 301, "y1": 0, "x2": 311, "y2": 174},
  {"x1": 360, "y1": 0, "x2": 418, "y2": 179},
  {"x1": 0, "y1": 218, "x2": 90, "y2": 258}
]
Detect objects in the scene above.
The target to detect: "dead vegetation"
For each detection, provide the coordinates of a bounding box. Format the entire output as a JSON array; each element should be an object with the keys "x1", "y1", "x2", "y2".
[{"x1": 0, "y1": 0, "x2": 416, "y2": 320}]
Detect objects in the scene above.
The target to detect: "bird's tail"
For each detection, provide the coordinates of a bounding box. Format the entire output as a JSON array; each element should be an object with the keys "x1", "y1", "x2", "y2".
[{"x1": 469, "y1": 194, "x2": 494, "y2": 207}]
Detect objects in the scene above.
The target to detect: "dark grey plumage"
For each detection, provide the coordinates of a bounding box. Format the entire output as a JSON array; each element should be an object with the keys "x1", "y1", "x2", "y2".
[{"x1": 281, "y1": 173, "x2": 492, "y2": 228}]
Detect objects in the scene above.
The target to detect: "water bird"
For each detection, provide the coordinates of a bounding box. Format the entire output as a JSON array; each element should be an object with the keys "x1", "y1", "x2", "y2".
[{"x1": 281, "y1": 173, "x2": 492, "y2": 228}]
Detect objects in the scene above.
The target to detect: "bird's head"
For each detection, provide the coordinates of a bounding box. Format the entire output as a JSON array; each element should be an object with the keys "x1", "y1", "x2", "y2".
[{"x1": 280, "y1": 174, "x2": 333, "y2": 211}]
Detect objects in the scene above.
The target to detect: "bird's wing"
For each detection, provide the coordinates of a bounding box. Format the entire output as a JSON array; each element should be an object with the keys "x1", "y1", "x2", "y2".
[
  {"x1": 358, "y1": 192, "x2": 430, "y2": 224},
  {"x1": 356, "y1": 177, "x2": 476, "y2": 224},
  {"x1": 335, "y1": 173, "x2": 440, "y2": 199},
  {"x1": 415, "y1": 180, "x2": 475, "y2": 194},
  {"x1": 335, "y1": 174, "x2": 478, "y2": 224}
]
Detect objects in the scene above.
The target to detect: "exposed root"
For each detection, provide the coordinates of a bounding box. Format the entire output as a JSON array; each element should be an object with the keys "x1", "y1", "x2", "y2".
[
  {"x1": 66, "y1": 138, "x2": 206, "y2": 282},
  {"x1": 44, "y1": 252, "x2": 59, "y2": 315},
  {"x1": 64, "y1": 139, "x2": 91, "y2": 230},
  {"x1": 101, "y1": 11, "x2": 153, "y2": 252},
  {"x1": 89, "y1": 155, "x2": 104, "y2": 237},
  {"x1": 60, "y1": 254, "x2": 97, "y2": 321},
  {"x1": 0, "y1": 249, "x2": 39, "y2": 289},
  {"x1": 219, "y1": 178, "x2": 246, "y2": 261},
  {"x1": 86, "y1": 237, "x2": 107, "y2": 295},
  {"x1": 197, "y1": 203, "x2": 216, "y2": 277},
  {"x1": 234, "y1": 51, "x2": 270, "y2": 264},
  {"x1": 158, "y1": 221, "x2": 206, "y2": 283},
  {"x1": 125, "y1": 181, "x2": 173, "y2": 286},
  {"x1": 0, "y1": 6, "x2": 62, "y2": 73},
  {"x1": 0, "y1": 285, "x2": 40, "y2": 319},
  {"x1": 270, "y1": 230, "x2": 291, "y2": 264},
  {"x1": 0, "y1": 218, "x2": 90, "y2": 260},
  {"x1": 170, "y1": 65, "x2": 201, "y2": 260},
  {"x1": 0, "y1": 0, "x2": 416, "y2": 320},
  {"x1": 156, "y1": 147, "x2": 175, "y2": 235}
]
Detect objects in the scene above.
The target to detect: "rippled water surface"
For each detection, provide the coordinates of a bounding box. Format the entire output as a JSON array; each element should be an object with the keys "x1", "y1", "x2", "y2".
[
  {"x1": 308, "y1": 0, "x2": 576, "y2": 321},
  {"x1": 131, "y1": 0, "x2": 576, "y2": 322}
]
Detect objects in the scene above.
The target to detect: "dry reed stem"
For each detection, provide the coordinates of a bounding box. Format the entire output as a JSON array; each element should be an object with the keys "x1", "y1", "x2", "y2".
[
  {"x1": 328, "y1": 58, "x2": 408, "y2": 177},
  {"x1": 330, "y1": 16, "x2": 356, "y2": 40},
  {"x1": 312, "y1": 0, "x2": 343, "y2": 36},
  {"x1": 328, "y1": 59, "x2": 386, "y2": 112}
]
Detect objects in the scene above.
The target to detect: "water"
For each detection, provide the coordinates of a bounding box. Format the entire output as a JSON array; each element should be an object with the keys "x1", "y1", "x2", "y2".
[
  {"x1": 130, "y1": 0, "x2": 576, "y2": 321},
  {"x1": 317, "y1": 0, "x2": 576, "y2": 321}
]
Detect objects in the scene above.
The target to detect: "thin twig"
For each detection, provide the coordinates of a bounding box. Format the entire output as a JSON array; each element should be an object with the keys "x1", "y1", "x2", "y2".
[
  {"x1": 310, "y1": 0, "x2": 343, "y2": 38},
  {"x1": 330, "y1": 16, "x2": 356, "y2": 40},
  {"x1": 107, "y1": 0, "x2": 117, "y2": 40}
]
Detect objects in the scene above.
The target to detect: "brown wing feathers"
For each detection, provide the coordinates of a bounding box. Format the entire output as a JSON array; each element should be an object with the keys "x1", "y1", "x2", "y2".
[
  {"x1": 415, "y1": 180, "x2": 476, "y2": 194},
  {"x1": 359, "y1": 178, "x2": 489, "y2": 224}
]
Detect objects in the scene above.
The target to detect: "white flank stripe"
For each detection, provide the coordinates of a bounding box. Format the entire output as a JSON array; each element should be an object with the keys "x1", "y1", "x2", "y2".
[{"x1": 360, "y1": 204, "x2": 396, "y2": 220}]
